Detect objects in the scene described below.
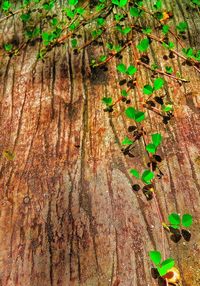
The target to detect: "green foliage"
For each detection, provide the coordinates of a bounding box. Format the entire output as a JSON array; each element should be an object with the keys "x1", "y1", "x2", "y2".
[
  {"x1": 162, "y1": 25, "x2": 169, "y2": 35},
  {"x1": 117, "y1": 63, "x2": 137, "y2": 75},
  {"x1": 137, "y1": 38, "x2": 150, "y2": 52},
  {"x1": 130, "y1": 169, "x2": 140, "y2": 179},
  {"x1": 4, "y1": 43, "x2": 13, "y2": 52},
  {"x1": 143, "y1": 78, "x2": 165, "y2": 95},
  {"x1": 149, "y1": 251, "x2": 175, "y2": 276},
  {"x1": 168, "y1": 213, "x2": 193, "y2": 229},
  {"x1": 142, "y1": 170, "x2": 154, "y2": 184},
  {"x1": 2, "y1": 1, "x2": 11, "y2": 11},
  {"x1": 125, "y1": 107, "x2": 145, "y2": 122},
  {"x1": 122, "y1": 137, "x2": 133, "y2": 145},
  {"x1": 102, "y1": 97, "x2": 113, "y2": 106},
  {"x1": 112, "y1": 0, "x2": 128, "y2": 7},
  {"x1": 176, "y1": 21, "x2": 188, "y2": 33}
]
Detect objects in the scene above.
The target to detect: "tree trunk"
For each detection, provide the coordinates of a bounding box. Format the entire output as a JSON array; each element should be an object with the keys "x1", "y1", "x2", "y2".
[{"x1": 0, "y1": 1, "x2": 200, "y2": 286}]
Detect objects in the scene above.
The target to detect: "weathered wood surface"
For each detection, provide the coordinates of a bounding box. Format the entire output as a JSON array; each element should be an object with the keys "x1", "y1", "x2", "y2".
[{"x1": 0, "y1": 1, "x2": 200, "y2": 285}]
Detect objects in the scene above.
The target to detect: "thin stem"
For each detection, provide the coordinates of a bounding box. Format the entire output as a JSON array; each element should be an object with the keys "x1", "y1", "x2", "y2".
[{"x1": 138, "y1": 60, "x2": 189, "y2": 83}]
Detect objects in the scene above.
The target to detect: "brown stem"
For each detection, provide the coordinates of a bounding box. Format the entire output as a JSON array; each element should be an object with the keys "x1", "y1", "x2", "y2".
[{"x1": 138, "y1": 60, "x2": 189, "y2": 82}]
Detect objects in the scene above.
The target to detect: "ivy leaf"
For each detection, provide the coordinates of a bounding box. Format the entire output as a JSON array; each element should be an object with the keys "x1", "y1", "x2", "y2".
[
  {"x1": 119, "y1": 0, "x2": 128, "y2": 7},
  {"x1": 165, "y1": 66, "x2": 173, "y2": 74},
  {"x1": 162, "y1": 24, "x2": 170, "y2": 35},
  {"x1": 152, "y1": 133, "x2": 162, "y2": 147},
  {"x1": 20, "y1": 13, "x2": 31, "y2": 22},
  {"x1": 162, "y1": 104, "x2": 173, "y2": 112},
  {"x1": 158, "y1": 258, "x2": 175, "y2": 276},
  {"x1": 137, "y1": 38, "x2": 150, "y2": 52},
  {"x1": 146, "y1": 143, "x2": 156, "y2": 154},
  {"x1": 142, "y1": 27, "x2": 152, "y2": 35},
  {"x1": 162, "y1": 41, "x2": 175, "y2": 49},
  {"x1": 182, "y1": 214, "x2": 193, "y2": 228},
  {"x1": 153, "y1": 77, "x2": 165, "y2": 90},
  {"x1": 142, "y1": 170, "x2": 155, "y2": 184},
  {"x1": 143, "y1": 85, "x2": 154, "y2": 95},
  {"x1": 153, "y1": 0, "x2": 162, "y2": 9},
  {"x1": 69, "y1": 0, "x2": 78, "y2": 5},
  {"x1": 130, "y1": 169, "x2": 140, "y2": 179},
  {"x1": 149, "y1": 250, "x2": 162, "y2": 265},
  {"x1": 2, "y1": 1, "x2": 11, "y2": 11},
  {"x1": 121, "y1": 89, "x2": 128, "y2": 97},
  {"x1": 176, "y1": 21, "x2": 188, "y2": 33},
  {"x1": 168, "y1": 213, "x2": 181, "y2": 228},
  {"x1": 122, "y1": 27, "x2": 132, "y2": 34},
  {"x1": 99, "y1": 55, "x2": 107, "y2": 62},
  {"x1": 97, "y1": 17, "x2": 105, "y2": 26},
  {"x1": 134, "y1": 111, "x2": 145, "y2": 122},
  {"x1": 71, "y1": 38, "x2": 77, "y2": 48},
  {"x1": 117, "y1": 63, "x2": 127, "y2": 73},
  {"x1": 122, "y1": 137, "x2": 133, "y2": 145},
  {"x1": 126, "y1": 65, "x2": 137, "y2": 75},
  {"x1": 102, "y1": 97, "x2": 113, "y2": 106},
  {"x1": 4, "y1": 43, "x2": 13, "y2": 52},
  {"x1": 130, "y1": 6, "x2": 141, "y2": 17},
  {"x1": 125, "y1": 107, "x2": 136, "y2": 119}
]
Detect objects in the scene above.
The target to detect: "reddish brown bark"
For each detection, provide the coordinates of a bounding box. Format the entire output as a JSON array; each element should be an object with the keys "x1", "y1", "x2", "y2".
[{"x1": 0, "y1": 1, "x2": 200, "y2": 286}]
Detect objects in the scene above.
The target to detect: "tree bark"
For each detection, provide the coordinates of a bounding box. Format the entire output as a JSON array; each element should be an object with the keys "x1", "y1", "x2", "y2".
[{"x1": 0, "y1": 1, "x2": 200, "y2": 286}]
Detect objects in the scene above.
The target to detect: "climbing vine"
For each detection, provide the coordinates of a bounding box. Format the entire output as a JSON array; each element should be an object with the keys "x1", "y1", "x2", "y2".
[{"x1": 0, "y1": 0, "x2": 199, "y2": 284}]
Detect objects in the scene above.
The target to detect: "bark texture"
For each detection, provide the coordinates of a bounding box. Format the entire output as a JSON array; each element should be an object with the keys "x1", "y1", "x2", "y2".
[{"x1": 0, "y1": 1, "x2": 200, "y2": 286}]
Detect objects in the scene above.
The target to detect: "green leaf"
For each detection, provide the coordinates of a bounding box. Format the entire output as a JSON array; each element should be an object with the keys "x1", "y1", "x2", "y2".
[
  {"x1": 142, "y1": 27, "x2": 152, "y2": 35},
  {"x1": 20, "y1": 13, "x2": 31, "y2": 22},
  {"x1": 165, "y1": 66, "x2": 173, "y2": 74},
  {"x1": 146, "y1": 144, "x2": 156, "y2": 154},
  {"x1": 176, "y1": 21, "x2": 188, "y2": 33},
  {"x1": 168, "y1": 213, "x2": 181, "y2": 228},
  {"x1": 2, "y1": 1, "x2": 11, "y2": 11},
  {"x1": 125, "y1": 107, "x2": 136, "y2": 119},
  {"x1": 162, "y1": 41, "x2": 175, "y2": 49},
  {"x1": 121, "y1": 89, "x2": 128, "y2": 97},
  {"x1": 130, "y1": 6, "x2": 141, "y2": 17},
  {"x1": 122, "y1": 27, "x2": 132, "y2": 35},
  {"x1": 4, "y1": 43, "x2": 13, "y2": 52},
  {"x1": 182, "y1": 214, "x2": 193, "y2": 228},
  {"x1": 71, "y1": 38, "x2": 77, "y2": 48},
  {"x1": 137, "y1": 38, "x2": 150, "y2": 52},
  {"x1": 158, "y1": 258, "x2": 175, "y2": 276},
  {"x1": 99, "y1": 55, "x2": 107, "y2": 62},
  {"x1": 130, "y1": 169, "x2": 140, "y2": 179},
  {"x1": 153, "y1": 0, "x2": 162, "y2": 9},
  {"x1": 117, "y1": 63, "x2": 126, "y2": 73},
  {"x1": 143, "y1": 85, "x2": 154, "y2": 95},
  {"x1": 162, "y1": 104, "x2": 173, "y2": 112},
  {"x1": 69, "y1": 0, "x2": 78, "y2": 5},
  {"x1": 142, "y1": 170, "x2": 154, "y2": 184},
  {"x1": 122, "y1": 137, "x2": 133, "y2": 145},
  {"x1": 76, "y1": 7, "x2": 85, "y2": 15},
  {"x1": 102, "y1": 97, "x2": 113, "y2": 106},
  {"x1": 114, "y1": 13, "x2": 124, "y2": 21},
  {"x1": 97, "y1": 17, "x2": 105, "y2": 26},
  {"x1": 153, "y1": 78, "x2": 164, "y2": 90},
  {"x1": 119, "y1": 0, "x2": 128, "y2": 7},
  {"x1": 152, "y1": 133, "x2": 162, "y2": 147},
  {"x1": 149, "y1": 251, "x2": 162, "y2": 265},
  {"x1": 134, "y1": 111, "x2": 145, "y2": 122},
  {"x1": 51, "y1": 18, "x2": 58, "y2": 26},
  {"x1": 126, "y1": 65, "x2": 137, "y2": 75},
  {"x1": 162, "y1": 25, "x2": 170, "y2": 35}
]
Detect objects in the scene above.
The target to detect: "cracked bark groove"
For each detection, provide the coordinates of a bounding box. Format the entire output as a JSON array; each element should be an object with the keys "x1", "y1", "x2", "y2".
[{"x1": 0, "y1": 1, "x2": 200, "y2": 286}]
